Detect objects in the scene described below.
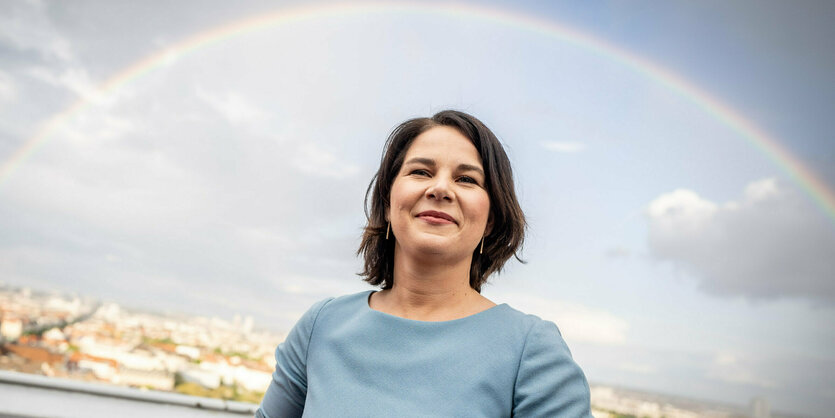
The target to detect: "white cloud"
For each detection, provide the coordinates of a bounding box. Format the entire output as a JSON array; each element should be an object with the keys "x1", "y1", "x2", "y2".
[
  {"x1": 0, "y1": 0, "x2": 74, "y2": 62},
  {"x1": 0, "y1": 70, "x2": 16, "y2": 102},
  {"x1": 27, "y1": 66, "x2": 121, "y2": 106},
  {"x1": 541, "y1": 140, "x2": 586, "y2": 153},
  {"x1": 292, "y1": 142, "x2": 360, "y2": 179},
  {"x1": 707, "y1": 351, "x2": 778, "y2": 388},
  {"x1": 233, "y1": 226, "x2": 295, "y2": 250},
  {"x1": 744, "y1": 177, "x2": 780, "y2": 200},
  {"x1": 714, "y1": 352, "x2": 738, "y2": 366},
  {"x1": 58, "y1": 111, "x2": 136, "y2": 145},
  {"x1": 6, "y1": 149, "x2": 204, "y2": 234},
  {"x1": 646, "y1": 178, "x2": 835, "y2": 303},
  {"x1": 276, "y1": 275, "x2": 367, "y2": 297},
  {"x1": 496, "y1": 292, "x2": 629, "y2": 345},
  {"x1": 195, "y1": 87, "x2": 268, "y2": 126},
  {"x1": 647, "y1": 189, "x2": 717, "y2": 233},
  {"x1": 604, "y1": 246, "x2": 631, "y2": 258},
  {"x1": 617, "y1": 362, "x2": 656, "y2": 374}
]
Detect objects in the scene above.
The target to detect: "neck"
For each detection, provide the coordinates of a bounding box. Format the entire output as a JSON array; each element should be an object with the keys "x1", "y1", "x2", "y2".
[{"x1": 369, "y1": 244, "x2": 493, "y2": 321}]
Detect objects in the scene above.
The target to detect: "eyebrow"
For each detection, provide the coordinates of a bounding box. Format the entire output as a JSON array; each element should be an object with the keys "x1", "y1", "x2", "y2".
[{"x1": 403, "y1": 157, "x2": 485, "y2": 177}]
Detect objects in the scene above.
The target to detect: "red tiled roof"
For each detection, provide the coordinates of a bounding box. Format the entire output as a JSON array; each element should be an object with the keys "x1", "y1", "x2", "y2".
[
  {"x1": 69, "y1": 352, "x2": 118, "y2": 368},
  {"x1": 3, "y1": 344, "x2": 64, "y2": 365}
]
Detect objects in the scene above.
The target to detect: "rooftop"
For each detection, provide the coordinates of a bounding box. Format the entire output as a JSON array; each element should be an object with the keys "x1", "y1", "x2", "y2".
[{"x1": 0, "y1": 370, "x2": 257, "y2": 418}]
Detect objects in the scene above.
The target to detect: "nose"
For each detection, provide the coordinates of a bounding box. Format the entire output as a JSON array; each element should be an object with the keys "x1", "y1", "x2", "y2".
[{"x1": 425, "y1": 176, "x2": 453, "y2": 202}]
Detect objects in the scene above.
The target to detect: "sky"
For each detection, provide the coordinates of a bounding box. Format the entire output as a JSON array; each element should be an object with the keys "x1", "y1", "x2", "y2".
[{"x1": 1, "y1": 0, "x2": 834, "y2": 415}]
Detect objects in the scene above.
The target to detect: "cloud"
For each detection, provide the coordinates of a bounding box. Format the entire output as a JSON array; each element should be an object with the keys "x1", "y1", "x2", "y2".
[
  {"x1": 604, "y1": 246, "x2": 631, "y2": 258},
  {"x1": 541, "y1": 140, "x2": 586, "y2": 153},
  {"x1": 617, "y1": 362, "x2": 656, "y2": 374},
  {"x1": 28, "y1": 66, "x2": 122, "y2": 106},
  {"x1": 646, "y1": 178, "x2": 835, "y2": 304},
  {"x1": 497, "y1": 292, "x2": 629, "y2": 345},
  {"x1": 59, "y1": 111, "x2": 136, "y2": 146},
  {"x1": 275, "y1": 275, "x2": 368, "y2": 298},
  {"x1": 195, "y1": 87, "x2": 268, "y2": 126},
  {"x1": 706, "y1": 352, "x2": 778, "y2": 388},
  {"x1": 292, "y1": 142, "x2": 361, "y2": 179},
  {"x1": 0, "y1": 70, "x2": 16, "y2": 102},
  {"x1": 0, "y1": 0, "x2": 74, "y2": 62}
]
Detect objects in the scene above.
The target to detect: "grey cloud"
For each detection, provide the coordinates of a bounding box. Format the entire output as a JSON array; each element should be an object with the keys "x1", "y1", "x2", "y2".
[
  {"x1": 604, "y1": 246, "x2": 631, "y2": 259},
  {"x1": 578, "y1": 342, "x2": 835, "y2": 416},
  {"x1": 0, "y1": 1, "x2": 74, "y2": 62},
  {"x1": 646, "y1": 178, "x2": 835, "y2": 304},
  {"x1": 0, "y1": 70, "x2": 15, "y2": 102},
  {"x1": 194, "y1": 86, "x2": 269, "y2": 126},
  {"x1": 0, "y1": 55, "x2": 373, "y2": 327}
]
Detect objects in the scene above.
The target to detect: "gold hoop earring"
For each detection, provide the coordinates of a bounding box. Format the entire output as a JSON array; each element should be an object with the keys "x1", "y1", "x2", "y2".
[
  {"x1": 386, "y1": 222, "x2": 391, "y2": 240},
  {"x1": 479, "y1": 236, "x2": 485, "y2": 254}
]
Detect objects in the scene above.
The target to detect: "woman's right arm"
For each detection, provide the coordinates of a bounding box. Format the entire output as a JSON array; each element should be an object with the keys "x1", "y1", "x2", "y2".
[{"x1": 256, "y1": 297, "x2": 333, "y2": 418}]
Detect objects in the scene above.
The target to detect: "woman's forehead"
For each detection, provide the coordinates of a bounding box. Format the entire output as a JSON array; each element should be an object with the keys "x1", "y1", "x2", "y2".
[{"x1": 403, "y1": 126, "x2": 482, "y2": 166}]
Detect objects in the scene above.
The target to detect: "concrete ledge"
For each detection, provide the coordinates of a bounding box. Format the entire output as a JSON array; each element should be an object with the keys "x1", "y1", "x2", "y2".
[{"x1": 0, "y1": 370, "x2": 257, "y2": 416}]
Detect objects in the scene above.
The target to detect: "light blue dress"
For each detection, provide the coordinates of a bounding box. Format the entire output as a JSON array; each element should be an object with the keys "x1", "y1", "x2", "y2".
[{"x1": 257, "y1": 291, "x2": 591, "y2": 417}]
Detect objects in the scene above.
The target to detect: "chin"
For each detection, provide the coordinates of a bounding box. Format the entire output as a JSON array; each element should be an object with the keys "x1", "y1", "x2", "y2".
[{"x1": 412, "y1": 240, "x2": 473, "y2": 261}]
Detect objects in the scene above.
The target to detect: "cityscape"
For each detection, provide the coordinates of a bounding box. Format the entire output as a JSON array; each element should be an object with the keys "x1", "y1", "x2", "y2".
[
  {"x1": 0, "y1": 283, "x2": 280, "y2": 404},
  {"x1": 0, "y1": 283, "x2": 785, "y2": 417}
]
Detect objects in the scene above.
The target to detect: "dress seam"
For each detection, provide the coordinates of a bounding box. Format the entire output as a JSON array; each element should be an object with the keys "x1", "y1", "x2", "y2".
[
  {"x1": 304, "y1": 297, "x2": 335, "y2": 374},
  {"x1": 510, "y1": 318, "x2": 538, "y2": 416}
]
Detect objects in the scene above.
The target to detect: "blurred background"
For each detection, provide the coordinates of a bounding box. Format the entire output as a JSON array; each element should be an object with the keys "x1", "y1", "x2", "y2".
[{"x1": 0, "y1": 0, "x2": 833, "y2": 417}]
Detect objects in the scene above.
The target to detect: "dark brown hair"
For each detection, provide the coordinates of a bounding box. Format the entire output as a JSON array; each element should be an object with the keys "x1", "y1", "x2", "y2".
[{"x1": 358, "y1": 110, "x2": 526, "y2": 292}]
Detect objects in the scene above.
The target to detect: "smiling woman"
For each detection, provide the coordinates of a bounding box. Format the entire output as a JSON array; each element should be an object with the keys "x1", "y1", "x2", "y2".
[
  {"x1": 361, "y1": 111, "x2": 527, "y2": 294},
  {"x1": 256, "y1": 110, "x2": 591, "y2": 417}
]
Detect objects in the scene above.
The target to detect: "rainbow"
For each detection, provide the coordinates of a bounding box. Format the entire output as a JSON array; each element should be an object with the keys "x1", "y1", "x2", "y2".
[{"x1": 3, "y1": 2, "x2": 834, "y2": 220}]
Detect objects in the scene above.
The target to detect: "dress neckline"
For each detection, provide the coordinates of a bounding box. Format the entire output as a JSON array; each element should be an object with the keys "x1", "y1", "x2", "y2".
[{"x1": 364, "y1": 290, "x2": 509, "y2": 324}]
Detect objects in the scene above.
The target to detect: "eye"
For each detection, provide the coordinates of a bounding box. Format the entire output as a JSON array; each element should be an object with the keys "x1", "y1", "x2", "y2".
[
  {"x1": 457, "y1": 176, "x2": 478, "y2": 184},
  {"x1": 409, "y1": 169, "x2": 431, "y2": 177}
]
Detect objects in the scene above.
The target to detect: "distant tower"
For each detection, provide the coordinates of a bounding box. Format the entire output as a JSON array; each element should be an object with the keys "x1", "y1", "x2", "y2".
[{"x1": 750, "y1": 397, "x2": 770, "y2": 418}]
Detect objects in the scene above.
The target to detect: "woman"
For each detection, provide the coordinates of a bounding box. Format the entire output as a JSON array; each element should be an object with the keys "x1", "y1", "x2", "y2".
[{"x1": 257, "y1": 110, "x2": 591, "y2": 417}]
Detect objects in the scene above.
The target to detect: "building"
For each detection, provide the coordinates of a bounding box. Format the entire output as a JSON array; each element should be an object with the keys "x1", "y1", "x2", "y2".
[{"x1": 0, "y1": 318, "x2": 23, "y2": 340}]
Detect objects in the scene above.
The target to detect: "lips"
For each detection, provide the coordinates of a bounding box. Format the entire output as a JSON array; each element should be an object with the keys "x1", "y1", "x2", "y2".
[{"x1": 416, "y1": 210, "x2": 457, "y2": 225}]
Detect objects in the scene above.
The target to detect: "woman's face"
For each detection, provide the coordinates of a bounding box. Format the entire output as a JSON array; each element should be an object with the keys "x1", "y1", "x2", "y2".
[{"x1": 388, "y1": 126, "x2": 491, "y2": 261}]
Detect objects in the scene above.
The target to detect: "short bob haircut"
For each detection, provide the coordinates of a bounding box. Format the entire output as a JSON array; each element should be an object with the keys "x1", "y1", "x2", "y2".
[{"x1": 358, "y1": 110, "x2": 526, "y2": 293}]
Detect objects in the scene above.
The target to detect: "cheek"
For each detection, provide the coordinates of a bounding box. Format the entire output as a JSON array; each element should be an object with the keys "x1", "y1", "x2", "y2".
[
  {"x1": 479, "y1": 204, "x2": 491, "y2": 224},
  {"x1": 389, "y1": 182, "x2": 412, "y2": 214},
  {"x1": 468, "y1": 194, "x2": 491, "y2": 224}
]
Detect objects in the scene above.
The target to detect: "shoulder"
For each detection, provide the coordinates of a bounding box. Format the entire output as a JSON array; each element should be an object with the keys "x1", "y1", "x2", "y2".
[
  {"x1": 504, "y1": 306, "x2": 592, "y2": 416},
  {"x1": 328, "y1": 290, "x2": 373, "y2": 306},
  {"x1": 498, "y1": 304, "x2": 577, "y2": 372},
  {"x1": 493, "y1": 304, "x2": 568, "y2": 344},
  {"x1": 297, "y1": 295, "x2": 335, "y2": 325},
  {"x1": 300, "y1": 290, "x2": 370, "y2": 315},
  {"x1": 518, "y1": 316, "x2": 575, "y2": 372},
  {"x1": 282, "y1": 291, "x2": 369, "y2": 350},
  {"x1": 295, "y1": 290, "x2": 373, "y2": 332},
  {"x1": 465, "y1": 304, "x2": 576, "y2": 366}
]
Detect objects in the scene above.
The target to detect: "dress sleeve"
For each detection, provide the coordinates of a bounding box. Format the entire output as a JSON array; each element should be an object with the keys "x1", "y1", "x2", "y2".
[
  {"x1": 512, "y1": 319, "x2": 592, "y2": 417},
  {"x1": 256, "y1": 297, "x2": 333, "y2": 418}
]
